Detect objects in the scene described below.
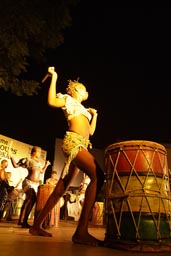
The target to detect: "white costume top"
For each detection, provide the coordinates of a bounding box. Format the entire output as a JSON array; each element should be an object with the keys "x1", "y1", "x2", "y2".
[{"x1": 56, "y1": 93, "x2": 92, "y2": 121}]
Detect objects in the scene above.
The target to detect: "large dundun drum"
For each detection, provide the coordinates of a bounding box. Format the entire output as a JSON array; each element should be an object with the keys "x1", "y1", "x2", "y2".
[{"x1": 104, "y1": 140, "x2": 171, "y2": 252}]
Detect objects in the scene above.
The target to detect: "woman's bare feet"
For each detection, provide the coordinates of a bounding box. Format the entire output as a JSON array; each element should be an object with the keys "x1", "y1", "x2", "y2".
[
  {"x1": 29, "y1": 227, "x2": 52, "y2": 237},
  {"x1": 72, "y1": 232, "x2": 104, "y2": 247}
]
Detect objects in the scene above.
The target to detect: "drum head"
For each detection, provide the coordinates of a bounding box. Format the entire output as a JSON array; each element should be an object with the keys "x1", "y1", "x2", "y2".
[{"x1": 105, "y1": 140, "x2": 166, "y2": 154}]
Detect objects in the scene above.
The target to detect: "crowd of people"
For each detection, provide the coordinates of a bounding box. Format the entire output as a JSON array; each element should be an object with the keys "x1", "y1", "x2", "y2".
[{"x1": 0, "y1": 66, "x2": 105, "y2": 247}]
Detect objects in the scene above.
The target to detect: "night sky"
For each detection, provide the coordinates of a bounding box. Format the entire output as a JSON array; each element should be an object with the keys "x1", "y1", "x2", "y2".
[{"x1": 0, "y1": 5, "x2": 171, "y2": 161}]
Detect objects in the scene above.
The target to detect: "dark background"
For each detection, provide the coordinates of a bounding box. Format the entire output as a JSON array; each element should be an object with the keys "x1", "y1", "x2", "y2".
[{"x1": 0, "y1": 5, "x2": 171, "y2": 162}]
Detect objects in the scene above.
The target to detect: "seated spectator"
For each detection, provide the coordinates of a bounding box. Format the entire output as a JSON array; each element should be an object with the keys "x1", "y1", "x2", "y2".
[
  {"x1": 2, "y1": 173, "x2": 23, "y2": 221},
  {"x1": 46, "y1": 171, "x2": 58, "y2": 186},
  {"x1": 78, "y1": 175, "x2": 100, "y2": 226}
]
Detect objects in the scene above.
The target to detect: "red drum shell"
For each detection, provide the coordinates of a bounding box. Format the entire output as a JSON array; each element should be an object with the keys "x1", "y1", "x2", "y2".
[{"x1": 105, "y1": 140, "x2": 169, "y2": 177}]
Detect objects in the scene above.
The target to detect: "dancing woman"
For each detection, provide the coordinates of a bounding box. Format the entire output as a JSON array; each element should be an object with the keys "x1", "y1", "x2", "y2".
[{"x1": 29, "y1": 67, "x2": 105, "y2": 246}]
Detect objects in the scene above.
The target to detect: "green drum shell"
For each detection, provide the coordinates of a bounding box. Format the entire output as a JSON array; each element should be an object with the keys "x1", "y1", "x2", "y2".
[{"x1": 106, "y1": 212, "x2": 171, "y2": 241}]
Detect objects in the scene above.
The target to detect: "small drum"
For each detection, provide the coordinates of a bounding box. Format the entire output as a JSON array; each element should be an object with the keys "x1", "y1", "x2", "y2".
[
  {"x1": 7, "y1": 189, "x2": 20, "y2": 201},
  {"x1": 104, "y1": 140, "x2": 171, "y2": 252},
  {"x1": 34, "y1": 184, "x2": 60, "y2": 227}
]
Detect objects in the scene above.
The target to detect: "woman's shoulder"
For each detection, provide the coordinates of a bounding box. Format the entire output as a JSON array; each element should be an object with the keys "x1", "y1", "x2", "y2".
[{"x1": 56, "y1": 93, "x2": 68, "y2": 99}]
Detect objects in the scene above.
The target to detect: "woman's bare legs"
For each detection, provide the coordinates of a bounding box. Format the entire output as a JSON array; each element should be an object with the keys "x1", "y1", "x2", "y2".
[
  {"x1": 29, "y1": 165, "x2": 79, "y2": 237},
  {"x1": 18, "y1": 189, "x2": 36, "y2": 228},
  {"x1": 22, "y1": 189, "x2": 36, "y2": 228},
  {"x1": 17, "y1": 200, "x2": 26, "y2": 225},
  {"x1": 71, "y1": 150, "x2": 105, "y2": 246},
  {"x1": 29, "y1": 149, "x2": 105, "y2": 246}
]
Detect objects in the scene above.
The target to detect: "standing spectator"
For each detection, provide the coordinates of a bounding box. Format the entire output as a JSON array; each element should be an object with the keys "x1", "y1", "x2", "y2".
[{"x1": 0, "y1": 159, "x2": 14, "y2": 220}]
